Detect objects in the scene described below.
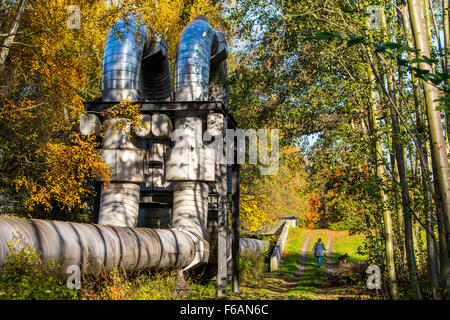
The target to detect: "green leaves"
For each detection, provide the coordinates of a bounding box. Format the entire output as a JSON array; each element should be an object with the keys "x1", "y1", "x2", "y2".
[
  {"x1": 347, "y1": 35, "x2": 366, "y2": 47},
  {"x1": 382, "y1": 41, "x2": 403, "y2": 50},
  {"x1": 303, "y1": 31, "x2": 344, "y2": 41},
  {"x1": 303, "y1": 31, "x2": 447, "y2": 93},
  {"x1": 397, "y1": 45, "x2": 419, "y2": 53},
  {"x1": 435, "y1": 97, "x2": 450, "y2": 111},
  {"x1": 410, "y1": 56, "x2": 439, "y2": 65},
  {"x1": 373, "y1": 42, "x2": 419, "y2": 53}
]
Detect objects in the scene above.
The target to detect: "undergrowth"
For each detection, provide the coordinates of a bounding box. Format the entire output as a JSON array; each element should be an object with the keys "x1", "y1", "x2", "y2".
[
  {"x1": 0, "y1": 235, "x2": 77, "y2": 300},
  {"x1": 239, "y1": 248, "x2": 270, "y2": 282}
]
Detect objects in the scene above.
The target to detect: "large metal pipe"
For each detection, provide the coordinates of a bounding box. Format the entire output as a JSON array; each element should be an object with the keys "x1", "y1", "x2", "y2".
[
  {"x1": 97, "y1": 118, "x2": 143, "y2": 228},
  {"x1": 239, "y1": 238, "x2": 268, "y2": 253},
  {"x1": 0, "y1": 215, "x2": 267, "y2": 271},
  {"x1": 99, "y1": 18, "x2": 172, "y2": 229},
  {"x1": 172, "y1": 181, "x2": 209, "y2": 238},
  {"x1": 0, "y1": 216, "x2": 195, "y2": 273},
  {"x1": 175, "y1": 15, "x2": 216, "y2": 101},
  {"x1": 98, "y1": 183, "x2": 140, "y2": 227}
]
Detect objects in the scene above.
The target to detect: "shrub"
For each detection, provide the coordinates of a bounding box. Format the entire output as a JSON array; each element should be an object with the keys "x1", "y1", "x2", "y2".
[
  {"x1": 323, "y1": 262, "x2": 369, "y2": 287},
  {"x1": 81, "y1": 268, "x2": 181, "y2": 300},
  {"x1": 0, "y1": 236, "x2": 78, "y2": 300},
  {"x1": 239, "y1": 249, "x2": 268, "y2": 282}
]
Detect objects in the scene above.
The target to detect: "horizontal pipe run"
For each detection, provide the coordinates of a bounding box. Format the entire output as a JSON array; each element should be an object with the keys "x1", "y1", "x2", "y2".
[
  {"x1": 0, "y1": 216, "x2": 199, "y2": 274},
  {"x1": 239, "y1": 238, "x2": 268, "y2": 253}
]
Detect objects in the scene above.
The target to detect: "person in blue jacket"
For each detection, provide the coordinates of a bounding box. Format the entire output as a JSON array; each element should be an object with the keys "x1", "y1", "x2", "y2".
[{"x1": 312, "y1": 238, "x2": 326, "y2": 267}]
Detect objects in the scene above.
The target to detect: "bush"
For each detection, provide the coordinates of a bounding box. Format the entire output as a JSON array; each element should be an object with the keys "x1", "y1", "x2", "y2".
[
  {"x1": 323, "y1": 262, "x2": 369, "y2": 287},
  {"x1": 81, "y1": 268, "x2": 182, "y2": 300},
  {"x1": 239, "y1": 249, "x2": 268, "y2": 282},
  {"x1": 0, "y1": 236, "x2": 78, "y2": 300}
]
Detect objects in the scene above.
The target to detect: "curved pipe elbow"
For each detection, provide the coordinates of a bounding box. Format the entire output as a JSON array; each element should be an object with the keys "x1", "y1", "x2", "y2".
[
  {"x1": 175, "y1": 15, "x2": 229, "y2": 102},
  {"x1": 102, "y1": 17, "x2": 172, "y2": 102}
]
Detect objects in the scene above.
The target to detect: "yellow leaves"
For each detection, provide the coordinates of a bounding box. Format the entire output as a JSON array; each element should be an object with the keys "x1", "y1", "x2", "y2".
[
  {"x1": 239, "y1": 146, "x2": 309, "y2": 233},
  {"x1": 14, "y1": 133, "x2": 110, "y2": 211}
]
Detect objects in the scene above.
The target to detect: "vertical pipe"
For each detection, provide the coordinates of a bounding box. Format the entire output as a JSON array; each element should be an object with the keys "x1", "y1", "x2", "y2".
[
  {"x1": 98, "y1": 183, "x2": 141, "y2": 227},
  {"x1": 100, "y1": 18, "x2": 146, "y2": 228},
  {"x1": 172, "y1": 181, "x2": 209, "y2": 238}
]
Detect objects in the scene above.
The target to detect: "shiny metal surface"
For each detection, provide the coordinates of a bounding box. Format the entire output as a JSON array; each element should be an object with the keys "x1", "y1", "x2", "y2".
[
  {"x1": 102, "y1": 17, "x2": 172, "y2": 102},
  {"x1": 174, "y1": 16, "x2": 216, "y2": 101},
  {"x1": 98, "y1": 183, "x2": 141, "y2": 227},
  {"x1": 171, "y1": 181, "x2": 209, "y2": 239},
  {"x1": 174, "y1": 16, "x2": 229, "y2": 104},
  {"x1": 209, "y1": 30, "x2": 229, "y2": 104},
  {"x1": 239, "y1": 238, "x2": 268, "y2": 253}
]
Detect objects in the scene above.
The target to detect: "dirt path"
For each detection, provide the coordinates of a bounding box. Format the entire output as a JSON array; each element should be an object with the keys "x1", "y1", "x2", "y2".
[
  {"x1": 294, "y1": 232, "x2": 311, "y2": 279},
  {"x1": 325, "y1": 232, "x2": 337, "y2": 276},
  {"x1": 276, "y1": 230, "x2": 312, "y2": 294}
]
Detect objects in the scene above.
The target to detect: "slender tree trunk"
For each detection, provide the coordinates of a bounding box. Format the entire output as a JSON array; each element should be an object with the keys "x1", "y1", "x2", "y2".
[
  {"x1": 444, "y1": 0, "x2": 450, "y2": 74},
  {"x1": 431, "y1": 144, "x2": 450, "y2": 297},
  {"x1": 392, "y1": 148, "x2": 408, "y2": 268},
  {"x1": 442, "y1": 0, "x2": 450, "y2": 142},
  {"x1": 408, "y1": 0, "x2": 450, "y2": 297},
  {"x1": 387, "y1": 105, "x2": 408, "y2": 269},
  {"x1": 418, "y1": 89, "x2": 441, "y2": 299},
  {"x1": 0, "y1": 0, "x2": 26, "y2": 69},
  {"x1": 368, "y1": 62, "x2": 399, "y2": 299},
  {"x1": 378, "y1": 6, "x2": 420, "y2": 297},
  {"x1": 387, "y1": 70, "x2": 422, "y2": 299},
  {"x1": 412, "y1": 220, "x2": 422, "y2": 265},
  {"x1": 420, "y1": 112, "x2": 441, "y2": 298}
]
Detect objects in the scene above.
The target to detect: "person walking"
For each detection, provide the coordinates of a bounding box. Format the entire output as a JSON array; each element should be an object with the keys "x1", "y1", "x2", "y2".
[{"x1": 312, "y1": 238, "x2": 326, "y2": 267}]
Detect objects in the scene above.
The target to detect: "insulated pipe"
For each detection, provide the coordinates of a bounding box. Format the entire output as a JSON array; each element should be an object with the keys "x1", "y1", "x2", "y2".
[
  {"x1": 102, "y1": 18, "x2": 145, "y2": 102},
  {"x1": 102, "y1": 18, "x2": 171, "y2": 101},
  {"x1": 175, "y1": 15, "x2": 217, "y2": 101},
  {"x1": 172, "y1": 181, "x2": 209, "y2": 239},
  {"x1": 97, "y1": 118, "x2": 143, "y2": 228},
  {"x1": 171, "y1": 15, "x2": 224, "y2": 237},
  {"x1": 0, "y1": 215, "x2": 268, "y2": 273},
  {"x1": 169, "y1": 16, "x2": 222, "y2": 264},
  {"x1": 0, "y1": 216, "x2": 196, "y2": 273},
  {"x1": 209, "y1": 31, "x2": 229, "y2": 105},
  {"x1": 97, "y1": 183, "x2": 140, "y2": 227},
  {"x1": 239, "y1": 238, "x2": 268, "y2": 253}
]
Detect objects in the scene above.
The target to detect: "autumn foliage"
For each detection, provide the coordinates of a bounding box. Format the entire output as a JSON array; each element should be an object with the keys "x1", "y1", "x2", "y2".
[{"x1": 306, "y1": 195, "x2": 321, "y2": 229}]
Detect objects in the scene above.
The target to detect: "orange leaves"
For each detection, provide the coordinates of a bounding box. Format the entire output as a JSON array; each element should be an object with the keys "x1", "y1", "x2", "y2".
[{"x1": 305, "y1": 195, "x2": 321, "y2": 229}]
